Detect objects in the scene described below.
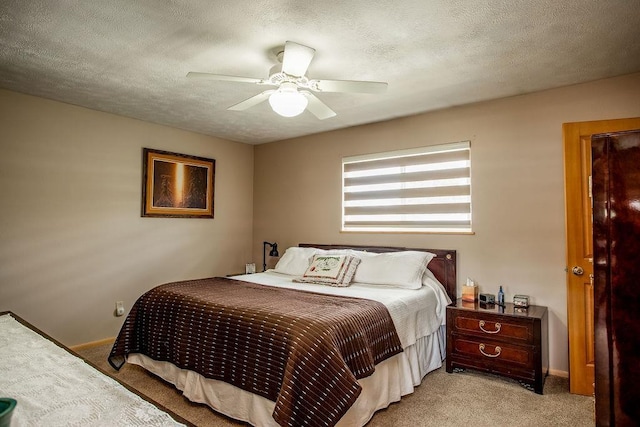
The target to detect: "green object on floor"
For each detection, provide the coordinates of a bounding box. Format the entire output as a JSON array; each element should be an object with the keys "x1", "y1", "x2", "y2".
[{"x1": 0, "y1": 398, "x2": 16, "y2": 427}]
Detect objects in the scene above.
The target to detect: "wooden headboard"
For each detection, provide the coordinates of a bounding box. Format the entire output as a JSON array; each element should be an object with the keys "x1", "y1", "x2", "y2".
[{"x1": 299, "y1": 243, "x2": 457, "y2": 303}]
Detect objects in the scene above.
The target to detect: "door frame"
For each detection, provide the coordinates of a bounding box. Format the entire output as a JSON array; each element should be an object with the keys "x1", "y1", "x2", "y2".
[{"x1": 563, "y1": 117, "x2": 640, "y2": 395}]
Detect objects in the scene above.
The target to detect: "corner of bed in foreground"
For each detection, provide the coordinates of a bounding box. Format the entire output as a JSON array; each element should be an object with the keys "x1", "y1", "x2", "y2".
[
  {"x1": 109, "y1": 244, "x2": 457, "y2": 427},
  {"x1": 0, "y1": 311, "x2": 188, "y2": 426}
]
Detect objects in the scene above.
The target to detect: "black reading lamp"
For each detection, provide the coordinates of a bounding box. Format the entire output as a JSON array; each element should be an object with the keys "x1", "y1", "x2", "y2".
[{"x1": 263, "y1": 241, "x2": 279, "y2": 272}]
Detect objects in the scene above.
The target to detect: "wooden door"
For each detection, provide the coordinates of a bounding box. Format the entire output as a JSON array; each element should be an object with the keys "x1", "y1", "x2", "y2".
[
  {"x1": 563, "y1": 118, "x2": 640, "y2": 396},
  {"x1": 592, "y1": 130, "x2": 640, "y2": 425}
]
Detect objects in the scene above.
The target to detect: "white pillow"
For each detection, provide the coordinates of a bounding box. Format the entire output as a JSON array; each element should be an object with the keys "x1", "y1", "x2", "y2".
[
  {"x1": 273, "y1": 247, "x2": 318, "y2": 276},
  {"x1": 353, "y1": 251, "x2": 436, "y2": 289},
  {"x1": 314, "y1": 248, "x2": 353, "y2": 256}
]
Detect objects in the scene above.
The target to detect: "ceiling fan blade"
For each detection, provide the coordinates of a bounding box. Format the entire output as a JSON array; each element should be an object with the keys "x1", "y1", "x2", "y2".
[
  {"x1": 281, "y1": 41, "x2": 316, "y2": 77},
  {"x1": 302, "y1": 91, "x2": 336, "y2": 120},
  {"x1": 311, "y1": 79, "x2": 388, "y2": 94},
  {"x1": 227, "y1": 90, "x2": 275, "y2": 111},
  {"x1": 187, "y1": 72, "x2": 264, "y2": 84}
]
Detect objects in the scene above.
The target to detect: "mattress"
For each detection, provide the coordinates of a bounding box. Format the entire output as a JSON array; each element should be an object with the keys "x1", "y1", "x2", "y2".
[
  {"x1": 110, "y1": 276, "x2": 404, "y2": 426},
  {"x1": 125, "y1": 271, "x2": 451, "y2": 426}
]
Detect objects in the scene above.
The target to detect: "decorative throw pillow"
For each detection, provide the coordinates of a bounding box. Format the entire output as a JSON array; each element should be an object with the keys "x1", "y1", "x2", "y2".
[
  {"x1": 352, "y1": 251, "x2": 436, "y2": 289},
  {"x1": 293, "y1": 254, "x2": 361, "y2": 287},
  {"x1": 273, "y1": 247, "x2": 318, "y2": 275}
]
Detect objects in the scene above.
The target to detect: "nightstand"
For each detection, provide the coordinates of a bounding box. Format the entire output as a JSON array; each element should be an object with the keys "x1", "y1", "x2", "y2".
[{"x1": 446, "y1": 299, "x2": 549, "y2": 394}]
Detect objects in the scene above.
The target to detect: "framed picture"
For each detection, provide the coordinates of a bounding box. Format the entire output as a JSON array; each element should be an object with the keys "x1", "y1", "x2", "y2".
[{"x1": 142, "y1": 148, "x2": 215, "y2": 218}]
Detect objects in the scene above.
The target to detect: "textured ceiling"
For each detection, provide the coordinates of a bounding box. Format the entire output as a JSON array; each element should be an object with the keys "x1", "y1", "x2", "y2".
[{"x1": 1, "y1": 1, "x2": 639, "y2": 144}]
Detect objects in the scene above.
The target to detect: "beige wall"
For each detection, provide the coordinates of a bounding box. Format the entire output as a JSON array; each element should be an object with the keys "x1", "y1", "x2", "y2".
[
  {"x1": 0, "y1": 89, "x2": 254, "y2": 346},
  {"x1": 253, "y1": 72, "x2": 640, "y2": 373},
  {"x1": 2, "y1": 72, "x2": 639, "y2": 370}
]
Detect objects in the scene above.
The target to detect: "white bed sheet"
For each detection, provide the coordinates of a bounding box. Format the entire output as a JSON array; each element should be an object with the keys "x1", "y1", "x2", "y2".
[
  {"x1": 233, "y1": 270, "x2": 450, "y2": 347},
  {"x1": 126, "y1": 271, "x2": 451, "y2": 426}
]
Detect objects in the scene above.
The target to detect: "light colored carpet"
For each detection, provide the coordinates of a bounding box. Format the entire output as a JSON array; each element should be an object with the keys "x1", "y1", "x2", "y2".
[{"x1": 78, "y1": 343, "x2": 595, "y2": 427}]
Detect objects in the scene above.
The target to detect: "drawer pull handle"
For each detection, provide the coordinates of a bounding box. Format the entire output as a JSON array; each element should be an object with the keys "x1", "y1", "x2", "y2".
[
  {"x1": 479, "y1": 320, "x2": 501, "y2": 334},
  {"x1": 479, "y1": 343, "x2": 502, "y2": 358}
]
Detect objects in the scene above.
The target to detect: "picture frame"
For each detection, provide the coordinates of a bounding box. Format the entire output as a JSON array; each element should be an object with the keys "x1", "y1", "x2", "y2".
[{"x1": 142, "y1": 148, "x2": 215, "y2": 218}]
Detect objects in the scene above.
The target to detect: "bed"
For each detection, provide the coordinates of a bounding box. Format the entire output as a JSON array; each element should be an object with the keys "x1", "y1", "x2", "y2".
[
  {"x1": 0, "y1": 311, "x2": 189, "y2": 426},
  {"x1": 109, "y1": 243, "x2": 457, "y2": 427}
]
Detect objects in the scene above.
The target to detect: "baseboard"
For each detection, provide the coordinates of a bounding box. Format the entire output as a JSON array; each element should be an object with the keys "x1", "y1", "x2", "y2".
[
  {"x1": 548, "y1": 368, "x2": 569, "y2": 378},
  {"x1": 70, "y1": 337, "x2": 115, "y2": 352}
]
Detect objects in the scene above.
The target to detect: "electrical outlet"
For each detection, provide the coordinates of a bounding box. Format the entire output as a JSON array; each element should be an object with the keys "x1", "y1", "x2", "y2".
[{"x1": 115, "y1": 301, "x2": 125, "y2": 317}]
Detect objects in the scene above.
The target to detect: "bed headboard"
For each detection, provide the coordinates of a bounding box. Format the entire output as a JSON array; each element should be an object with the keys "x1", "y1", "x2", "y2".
[{"x1": 299, "y1": 243, "x2": 457, "y2": 303}]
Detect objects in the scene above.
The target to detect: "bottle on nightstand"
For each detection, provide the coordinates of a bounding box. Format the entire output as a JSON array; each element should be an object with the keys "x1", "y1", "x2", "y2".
[{"x1": 497, "y1": 286, "x2": 505, "y2": 306}]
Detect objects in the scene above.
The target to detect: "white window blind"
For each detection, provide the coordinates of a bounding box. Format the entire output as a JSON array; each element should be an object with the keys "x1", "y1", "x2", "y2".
[{"x1": 342, "y1": 141, "x2": 472, "y2": 233}]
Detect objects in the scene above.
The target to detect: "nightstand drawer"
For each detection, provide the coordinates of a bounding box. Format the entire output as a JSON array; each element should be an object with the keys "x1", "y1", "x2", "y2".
[
  {"x1": 450, "y1": 335, "x2": 534, "y2": 369},
  {"x1": 452, "y1": 315, "x2": 532, "y2": 343}
]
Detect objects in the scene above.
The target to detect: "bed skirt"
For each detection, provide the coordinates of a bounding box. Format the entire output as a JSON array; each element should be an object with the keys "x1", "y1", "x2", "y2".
[{"x1": 127, "y1": 325, "x2": 446, "y2": 427}]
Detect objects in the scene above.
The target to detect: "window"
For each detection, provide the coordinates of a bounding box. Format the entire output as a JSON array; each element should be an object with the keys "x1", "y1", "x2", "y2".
[{"x1": 342, "y1": 141, "x2": 472, "y2": 233}]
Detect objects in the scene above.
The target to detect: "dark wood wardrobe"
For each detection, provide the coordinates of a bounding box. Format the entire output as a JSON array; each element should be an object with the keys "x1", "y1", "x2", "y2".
[{"x1": 592, "y1": 129, "x2": 640, "y2": 426}]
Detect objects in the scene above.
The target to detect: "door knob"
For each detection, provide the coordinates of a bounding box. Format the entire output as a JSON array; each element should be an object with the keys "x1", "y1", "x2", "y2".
[{"x1": 572, "y1": 266, "x2": 584, "y2": 276}]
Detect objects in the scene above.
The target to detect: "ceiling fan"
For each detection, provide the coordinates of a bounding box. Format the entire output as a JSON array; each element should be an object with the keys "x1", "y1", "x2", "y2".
[{"x1": 187, "y1": 41, "x2": 388, "y2": 120}]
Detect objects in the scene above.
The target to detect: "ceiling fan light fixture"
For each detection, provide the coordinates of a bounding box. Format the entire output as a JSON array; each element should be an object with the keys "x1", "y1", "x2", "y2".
[
  {"x1": 189, "y1": 41, "x2": 386, "y2": 120},
  {"x1": 268, "y1": 83, "x2": 308, "y2": 117}
]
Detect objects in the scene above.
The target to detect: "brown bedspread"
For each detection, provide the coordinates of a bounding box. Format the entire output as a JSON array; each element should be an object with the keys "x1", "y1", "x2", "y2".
[{"x1": 109, "y1": 277, "x2": 403, "y2": 427}]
